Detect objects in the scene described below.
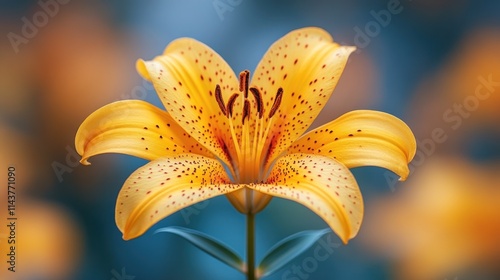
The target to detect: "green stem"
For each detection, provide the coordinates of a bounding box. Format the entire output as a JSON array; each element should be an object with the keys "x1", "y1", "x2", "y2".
[{"x1": 246, "y1": 212, "x2": 256, "y2": 280}]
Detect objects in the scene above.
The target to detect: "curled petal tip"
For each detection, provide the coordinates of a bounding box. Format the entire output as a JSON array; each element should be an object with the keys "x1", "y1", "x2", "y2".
[
  {"x1": 136, "y1": 59, "x2": 151, "y2": 81},
  {"x1": 80, "y1": 158, "x2": 91, "y2": 166},
  {"x1": 345, "y1": 46, "x2": 357, "y2": 53},
  {"x1": 121, "y1": 227, "x2": 136, "y2": 241},
  {"x1": 398, "y1": 164, "x2": 411, "y2": 181},
  {"x1": 122, "y1": 233, "x2": 131, "y2": 241}
]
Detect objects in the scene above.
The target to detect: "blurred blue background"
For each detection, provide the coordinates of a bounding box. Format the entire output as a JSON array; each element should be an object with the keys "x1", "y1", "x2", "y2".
[{"x1": 1, "y1": 0, "x2": 500, "y2": 279}]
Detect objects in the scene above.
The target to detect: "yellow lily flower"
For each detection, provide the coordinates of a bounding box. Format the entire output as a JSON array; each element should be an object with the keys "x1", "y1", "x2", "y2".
[{"x1": 75, "y1": 27, "x2": 416, "y2": 243}]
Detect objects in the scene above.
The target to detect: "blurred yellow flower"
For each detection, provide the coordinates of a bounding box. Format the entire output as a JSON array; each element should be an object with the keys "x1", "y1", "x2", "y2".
[
  {"x1": 410, "y1": 27, "x2": 500, "y2": 140},
  {"x1": 364, "y1": 156, "x2": 500, "y2": 279},
  {"x1": 0, "y1": 200, "x2": 82, "y2": 280},
  {"x1": 75, "y1": 27, "x2": 416, "y2": 243}
]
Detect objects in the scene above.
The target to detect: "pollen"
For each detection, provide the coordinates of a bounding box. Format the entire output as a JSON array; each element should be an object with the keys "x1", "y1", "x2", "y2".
[{"x1": 213, "y1": 71, "x2": 285, "y2": 123}]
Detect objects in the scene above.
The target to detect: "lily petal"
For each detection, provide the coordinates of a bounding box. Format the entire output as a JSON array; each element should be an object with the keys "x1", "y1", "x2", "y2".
[
  {"x1": 136, "y1": 39, "x2": 239, "y2": 175},
  {"x1": 75, "y1": 100, "x2": 213, "y2": 165},
  {"x1": 247, "y1": 153, "x2": 363, "y2": 244},
  {"x1": 250, "y1": 27, "x2": 355, "y2": 170},
  {"x1": 116, "y1": 153, "x2": 242, "y2": 240},
  {"x1": 288, "y1": 110, "x2": 416, "y2": 180}
]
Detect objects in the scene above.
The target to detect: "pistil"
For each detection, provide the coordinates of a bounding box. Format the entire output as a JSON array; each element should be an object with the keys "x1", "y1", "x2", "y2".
[
  {"x1": 239, "y1": 70, "x2": 250, "y2": 98},
  {"x1": 213, "y1": 70, "x2": 284, "y2": 184}
]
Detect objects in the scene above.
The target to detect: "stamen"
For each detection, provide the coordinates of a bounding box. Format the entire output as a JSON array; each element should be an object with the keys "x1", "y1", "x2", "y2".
[
  {"x1": 226, "y1": 93, "x2": 239, "y2": 117},
  {"x1": 268, "y1": 87, "x2": 283, "y2": 119},
  {"x1": 242, "y1": 100, "x2": 250, "y2": 124},
  {"x1": 239, "y1": 70, "x2": 250, "y2": 98},
  {"x1": 215, "y1": 84, "x2": 227, "y2": 116},
  {"x1": 249, "y1": 87, "x2": 264, "y2": 119}
]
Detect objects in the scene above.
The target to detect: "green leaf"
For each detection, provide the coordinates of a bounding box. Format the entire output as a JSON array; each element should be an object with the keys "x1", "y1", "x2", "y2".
[
  {"x1": 257, "y1": 228, "x2": 332, "y2": 278},
  {"x1": 155, "y1": 226, "x2": 245, "y2": 273}
]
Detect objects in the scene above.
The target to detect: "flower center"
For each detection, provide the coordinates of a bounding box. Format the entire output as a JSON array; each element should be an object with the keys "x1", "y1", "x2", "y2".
[{"x1": 213, "y1": 70, "x2": 283, "y2": 183}]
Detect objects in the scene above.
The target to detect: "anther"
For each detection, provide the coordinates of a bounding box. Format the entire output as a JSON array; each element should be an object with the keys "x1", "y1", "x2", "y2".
[
  {"x1": 242, "y1": 100, "x2": 250, "y2": 124},
  {"x1": 249, "y1": 87, "x2": 264, "y2": 118},
  {"x1": 268, "y1": 87, "x2": 283, "y2": 119},
  {"x1": 226, "y1": 93, "x2": 239, "y2": 117},
  {"x1": 239, "y1": 70, "x2": 250, "y2": 98},
  {"x1": 215, "y1": 84, "x2": 227, "y2": 116}
]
